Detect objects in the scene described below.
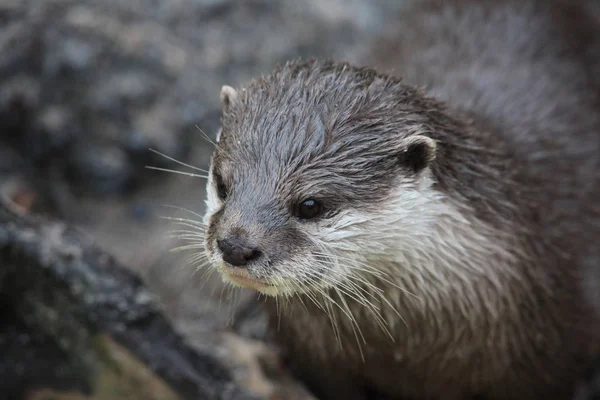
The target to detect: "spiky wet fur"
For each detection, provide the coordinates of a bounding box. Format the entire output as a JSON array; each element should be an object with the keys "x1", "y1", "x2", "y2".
[{"x1": 199, "y1": 1, "x2": 600, "y2": 399}]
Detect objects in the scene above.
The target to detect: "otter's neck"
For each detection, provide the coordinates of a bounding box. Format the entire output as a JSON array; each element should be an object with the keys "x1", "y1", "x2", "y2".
[{"x1": 270, "y1": 182, "x2": 531, "y2": 361}]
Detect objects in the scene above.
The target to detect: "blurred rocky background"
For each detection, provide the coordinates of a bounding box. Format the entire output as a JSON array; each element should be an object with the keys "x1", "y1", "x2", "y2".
[{"x1": 1, "y1": 0, "x2": 599, "y2": 399}]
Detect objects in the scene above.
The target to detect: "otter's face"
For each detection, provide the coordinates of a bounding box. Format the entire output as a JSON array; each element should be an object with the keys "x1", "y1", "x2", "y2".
[{"x1": 202, "y1": 61, "x2": 440, "y2": 297}]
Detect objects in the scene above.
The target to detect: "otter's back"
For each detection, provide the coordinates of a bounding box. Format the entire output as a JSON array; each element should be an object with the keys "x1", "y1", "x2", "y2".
[
  {"x1": 368, "y1": 0, "x2": 600, "y2": 320},
  {"x1": 370, "y1": 0, "x2": 600, "y2": 181}
]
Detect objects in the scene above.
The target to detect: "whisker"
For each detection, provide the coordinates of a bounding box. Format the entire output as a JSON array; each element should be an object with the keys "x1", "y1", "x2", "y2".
[
  {"x1": 170, "y1": 240, "x2": 205, "y2": 247},
  {"x1": 344, "y1": 278, "x2": 396, "y2": 340},
  {"x1": 310, "y1": 248, "x2": 409, "y2": 333},
  {"x1": 304, "y1": 284, "x2": 342, "y2": 350},
  {"x1": 226, "y1": 285, "x2": 237, "y2": 326},
  {"x1": 168, "y1": 229, "x2": 205, "y2": 236},
  {"x1": 159, "y1": 215, "x2": 206, "y2": 226},
  {"x1": 170, "y1": 244, "x2": 206, "y2": 253},
  {"x1": 167, "y1": 228, "x2": 205, "y2": 234},
  {"x1": 162, "y1": 221, "x2": 207, "y2": 233},
  {"x1": 190, "y1": 261, "x2": 211, "y2": 276},
  {"x1": 168, "y1": 234, "x2": 205, "y2": 241},
  {"x1": 160, "y1": 217, "x2": 206, "y2": 228},
  {"x1": 185, "y1": 255, "x2": 209, "y2": 269},
  {"x1": 303, "y1": 266, "x2": 381, "y2": 312},
  {"x1": 198, "y1": 267, "x2": 216, "y2": 292},
  {"x1": 313, "y1": 251, "x2": 388, "y2": 278},
  {"x1": 159, "y1": 204, "x2": 207, "y2": 220},
  {"x1": 218, "y1": 281, "x2": 228, "y2": 313},
  {"x1": 169, "y1": 234, "x2": 205, "y2": 241},
  {"x1": 145, "y1": 166, "x2": 209, "y2": 179},
  {"x1": 312, "y1": 250, "x2": 420, "y2": 300},
  {"x1": 324, "y1": 295, "x2": 343, "y2": 351},
  {"x1": 306, "y1": 268, "x2": 366, "y2": 355},
  {"x1": 188, "y1": 262, "x2": 210, "y2": 278},
  {"x1": 336, "y1": 286, "x2": 366, "y2": 361},
  {"x1": 294, "y1": 289, "x2": 310, "y2": 313},
  {"x1": 234, "y1": 290, "x2": 243, "y2": 320},
  {"x1": 319, "y1": 286, "x2": 364, "y2": 358},
  {"x1": 148, "y1": 148, "x2": 209, "y2": 173},
  {"x1": 344, "y1": 275, "x2": 408, "y2": 330},
  {"x1": 183, "y1": 250, "x2": 208, "y2": 262},
  {"x1": 309, "y1": 259, "x2": 395, "y2": 341},
  {"x1": 195, "y1": 125, "x2": 219, "y2": 149},
  {"x1": 274, "y1": 294, "x2": 281, "y2": 330}
]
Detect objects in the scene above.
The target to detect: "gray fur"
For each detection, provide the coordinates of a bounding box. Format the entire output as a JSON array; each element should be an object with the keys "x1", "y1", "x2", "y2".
[{"x1": 202, "y1": 0, "x2": 600, "y2": 399}]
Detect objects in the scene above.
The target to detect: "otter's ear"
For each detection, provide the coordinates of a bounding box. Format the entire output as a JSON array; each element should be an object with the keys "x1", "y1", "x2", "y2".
[
  {"x1": 220, "y1": 85, "x2": 238, "y2": 109},
  {"x1": 399, "y1": 135, "x2": 437, "y2": 173}
]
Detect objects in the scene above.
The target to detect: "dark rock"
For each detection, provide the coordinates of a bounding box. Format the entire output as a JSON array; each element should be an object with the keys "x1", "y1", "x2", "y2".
[{"x1": 0, "y1": 203, "x2": 259, "y2": 400}]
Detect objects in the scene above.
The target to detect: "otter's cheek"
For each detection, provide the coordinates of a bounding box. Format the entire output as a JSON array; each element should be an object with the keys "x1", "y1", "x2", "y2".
[{"x1": 204, "y1": 237, "x2": 220, "y2": 263}]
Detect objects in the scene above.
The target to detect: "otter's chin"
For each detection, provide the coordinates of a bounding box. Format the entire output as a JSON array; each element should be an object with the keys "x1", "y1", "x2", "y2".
[{"x1": 215, "y1": 264, "x2": 283, "y2": 296}]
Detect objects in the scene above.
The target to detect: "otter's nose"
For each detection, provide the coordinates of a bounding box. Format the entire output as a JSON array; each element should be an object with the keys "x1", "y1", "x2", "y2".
[{"x1": 217, "y1": 237, "x2": 262, "y2": 267}]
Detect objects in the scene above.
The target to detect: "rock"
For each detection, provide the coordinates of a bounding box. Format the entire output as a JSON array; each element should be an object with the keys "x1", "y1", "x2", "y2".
[{"x1": 0, "y1": 203, "x2": 259, "y2": 400}]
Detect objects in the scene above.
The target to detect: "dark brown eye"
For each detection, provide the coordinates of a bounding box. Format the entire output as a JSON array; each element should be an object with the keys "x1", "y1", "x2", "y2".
[
  {"x1": 214, "y1": 173, "x2": 228, "y2": 200},
  {"x1": 296, "y1": 199, "x2": 324, "y2": 220}
]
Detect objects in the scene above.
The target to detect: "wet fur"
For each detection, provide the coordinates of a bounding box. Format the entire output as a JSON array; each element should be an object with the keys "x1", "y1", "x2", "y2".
[{"x1": 202, "y1": 0, "x2": 600, "y2": 399}]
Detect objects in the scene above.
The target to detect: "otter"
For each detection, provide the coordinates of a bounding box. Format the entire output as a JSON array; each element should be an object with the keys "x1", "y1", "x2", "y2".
[{"x1": 200, "y1": 0, "x2": 600, "y2": 399}]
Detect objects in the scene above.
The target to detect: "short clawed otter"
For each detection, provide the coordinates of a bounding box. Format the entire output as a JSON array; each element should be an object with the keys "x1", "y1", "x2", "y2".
[{"x1": 199, "y1": 1, "x2": 600, "y2": 399}]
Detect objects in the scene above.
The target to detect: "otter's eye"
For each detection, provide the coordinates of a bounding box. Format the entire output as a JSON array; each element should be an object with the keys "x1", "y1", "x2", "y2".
[
  {"x1": 296, "y1": 199, "x2": 324, "y2": 220},
  {"x1": 214, "y1": 173, "x2": 228, "y2": 200}
]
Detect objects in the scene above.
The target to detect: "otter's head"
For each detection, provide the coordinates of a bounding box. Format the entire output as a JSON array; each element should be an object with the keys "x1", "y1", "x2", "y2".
[{"x1": 203, "y1": 60, "x2": 444, "y2": 297}]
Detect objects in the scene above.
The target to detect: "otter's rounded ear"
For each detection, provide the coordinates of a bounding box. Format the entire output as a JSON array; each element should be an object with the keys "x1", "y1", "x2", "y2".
[
  {"x1": 400, "y1": 135, "x2": 437, "y2": 173},
  {"x1": 220, "y1": 85, "x2": 238, "y2": 109}
]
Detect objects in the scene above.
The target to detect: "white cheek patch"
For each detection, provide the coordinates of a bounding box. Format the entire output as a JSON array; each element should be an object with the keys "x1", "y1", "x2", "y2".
[
  {"x1": 203, "y1": 163, "x2": 222, "y2": 226},
  {"x1": 315, "y1": 178, "x2": 444, "y2": 257},
  {"x1": 308, "y1": 174, "x2": 525, "y2": 339}
]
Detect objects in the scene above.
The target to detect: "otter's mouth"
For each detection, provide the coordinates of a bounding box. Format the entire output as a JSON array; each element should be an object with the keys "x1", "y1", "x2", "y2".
[{"x1": 219, "y1": 267, "x2": 278, "y2": 294}]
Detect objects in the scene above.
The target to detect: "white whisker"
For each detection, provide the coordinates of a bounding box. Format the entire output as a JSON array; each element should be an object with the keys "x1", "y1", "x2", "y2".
[
  {"x1": 159, "y1": 204, "x2": 208, "y2": 220},
  {"x1": 145, "y1": 165, "x2": 209, "y2": 179},
  {"x1": 148, "y1": 148, "x2": 209, "y2": 173},
  {"x1": 170, "y1": 244, "x2": 206, "y2": 252},
  {"x1": 195, "y1": 125, "x2": 219, "y2": 149}
]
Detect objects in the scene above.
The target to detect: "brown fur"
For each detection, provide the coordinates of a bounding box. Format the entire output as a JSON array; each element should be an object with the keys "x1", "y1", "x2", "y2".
[{"x1": 203, "y1": 0, "x2": 600, "y2": 399}]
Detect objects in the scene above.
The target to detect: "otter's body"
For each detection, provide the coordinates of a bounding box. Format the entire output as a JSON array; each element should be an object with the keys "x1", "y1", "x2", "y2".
[{"x1": 201, "y1": 1, "x2": 600, "y2": 399}]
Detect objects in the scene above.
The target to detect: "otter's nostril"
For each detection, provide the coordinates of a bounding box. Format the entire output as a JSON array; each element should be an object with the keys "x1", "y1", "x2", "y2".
[
  {"x1": 217, "y1": 239, "x2": 233, "y2": 254},
  {"x1": 217, "y1": 237, "x2": 262, "y2": 267},
  {"x1": 245, "y1": 249, "x2": 262, "y2": 262}
]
